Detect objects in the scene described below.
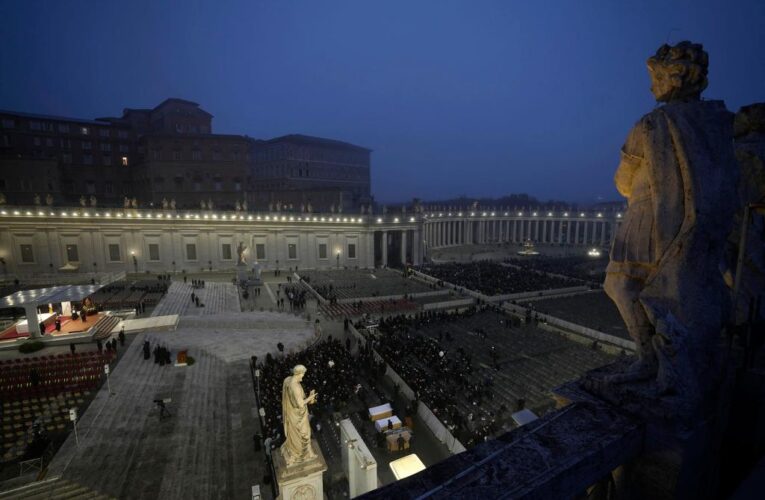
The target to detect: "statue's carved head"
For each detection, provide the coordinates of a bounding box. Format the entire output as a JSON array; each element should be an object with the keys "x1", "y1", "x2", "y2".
[
  {"x1": 293, "y1": 364, "x2": 307, "y2": 380},
  {"x1": 647, "y1": 41, "x2": 708, "y2": 102}
]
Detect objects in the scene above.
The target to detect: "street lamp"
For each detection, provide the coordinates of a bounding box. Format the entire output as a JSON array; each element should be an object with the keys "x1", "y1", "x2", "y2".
[{"x1": 131, "y1": 251, "x2": 137, "y2": 273}]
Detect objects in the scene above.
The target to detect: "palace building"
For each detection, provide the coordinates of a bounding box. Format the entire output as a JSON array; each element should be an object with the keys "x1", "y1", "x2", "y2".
[{"x1": 0, "y1": 98, "x2": 372, "y2": 212}]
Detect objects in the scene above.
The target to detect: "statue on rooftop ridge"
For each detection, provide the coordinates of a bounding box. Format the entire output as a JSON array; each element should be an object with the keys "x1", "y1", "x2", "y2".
[
  {"x1": 280, "y1": 364, "x2": 318, "y2": 466},
  {"x1": 604, "y1": 41, "x2": 740, "y2": 402}
]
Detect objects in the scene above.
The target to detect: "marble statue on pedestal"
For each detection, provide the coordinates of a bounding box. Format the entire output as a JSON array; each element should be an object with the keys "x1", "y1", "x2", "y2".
[
  {"x1": 604, "y1": 41, "x2": 740, "y2": 403},
  {"x1": 281, "y1": 365, "x2": 318, "y2": 466}
]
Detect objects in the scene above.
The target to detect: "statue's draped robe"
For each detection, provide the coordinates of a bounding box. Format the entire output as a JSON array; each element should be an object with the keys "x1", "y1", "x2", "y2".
[
  {"x1": 607, "y1": 100, "x2": 739, "y2": 391},
  {"x1": 281, "y1": 376, "x2": 315, "y2": 465}
]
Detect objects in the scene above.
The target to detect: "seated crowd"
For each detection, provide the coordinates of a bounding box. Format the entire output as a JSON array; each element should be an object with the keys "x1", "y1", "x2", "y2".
[
  {"x1": 363, "y1": 307, "x2": 512, "y2": 447},
  {"x1": 418, "y1": 261, "x2": 578, "y2": 296},
  {"x1": 505, "y1": 256, "x2": 607, "y2": 284}
]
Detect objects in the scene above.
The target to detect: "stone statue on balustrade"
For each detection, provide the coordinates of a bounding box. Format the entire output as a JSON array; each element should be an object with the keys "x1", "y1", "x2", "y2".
[
  {"x1": 124, "y1": 196, "x2": 130, "y2": 209},
  {"x1": 242, "y1": 200, "x2": 247, "y2": 211},
  {"x1": 603, "y1": 41, "x2": 741, "y2": 407},
  {"x1": 170, "y1": 198, "x2": 176, "y2": 210},
  {"x1": 89, "y1": 195, "x2": 97, "y2": 207},
  {"x1": 235, "y1": 200, "x2": 241, "y2": 211},
  {"x1": 162, "y1": 198, "x2": 168, "y2": 209},
  {"x1": 200, "y1": 200, "x2": 206, "y2": 210},
  {"x1": 45, "y1": 194, "x2": 52, "y2": 206},
  {"x1": 281, "y1": 364, "x2": 318, "y2": 466},
  {"x1": 80, "y1": 195, "x2": 87, "y2": 207},
  {"x1": 207, "y1": 198, "x2": 213, "y2": 210},
  {"x1": 131, "y1": 197, "x2": 138, "y2": 208},
  {"x1": 33, "y1": 194, "x2": 41, "y2": 206}
]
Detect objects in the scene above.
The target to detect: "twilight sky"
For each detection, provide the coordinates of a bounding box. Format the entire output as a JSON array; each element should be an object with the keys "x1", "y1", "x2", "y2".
[{"x1": 1, "y1": 0, "x2": 763, "y2": 204}]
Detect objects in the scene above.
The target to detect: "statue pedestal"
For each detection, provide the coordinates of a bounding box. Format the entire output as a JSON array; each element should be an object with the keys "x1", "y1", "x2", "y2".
[{"x1": 273, "y1": 440, "x2": 327, "y2": 500}]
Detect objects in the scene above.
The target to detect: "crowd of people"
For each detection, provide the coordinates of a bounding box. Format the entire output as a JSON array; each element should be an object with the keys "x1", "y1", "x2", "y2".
[
  {"x1": 417, "y1": 261, "x2": 579, "y2": 295},
  {"x1": 255, "y1": 338, "x2": 370, "y2": 446},
  {"x1": 278, "y1": 284, "x2": 309, "y2": 311},
  {"x1": 141, "y1": 339, "x2": 173, "y2": 366},
  {"x1": 505, "y1": 256, "x2": 607, "y2": 283},
  {"x1": 366, "y1": 307, "x2": 509, "y2": 447}
]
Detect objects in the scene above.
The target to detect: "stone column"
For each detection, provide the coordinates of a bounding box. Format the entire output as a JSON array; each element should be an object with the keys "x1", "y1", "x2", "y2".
[
  {"x1": 401, "y1": 230, "x2": 408, "y2": 264},
  {"x1": 381, "y1": 231, "x2": 388, "y2": 267},
  {"x1": 575, "y1": 221, "x2": 580, "y2": 245},
  {"x1": 583, "y1": 221, "x2": 590, "y2": 245},
  {"x1": 600, "y1": 221, "x2": 607, "y2": 246},
  {"x1": 412, "y1": 228, "x2": 421, "y2": 265}
]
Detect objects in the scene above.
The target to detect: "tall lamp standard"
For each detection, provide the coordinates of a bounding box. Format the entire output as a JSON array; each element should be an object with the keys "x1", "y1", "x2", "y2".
[{"x1": 131, "y1": 251, "x2": 137, "y2": 273}]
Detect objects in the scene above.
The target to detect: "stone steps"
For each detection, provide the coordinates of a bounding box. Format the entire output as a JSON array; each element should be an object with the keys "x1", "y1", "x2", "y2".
[{"x1": 0, "y1": 477, "x2": 112, "y2": 500}]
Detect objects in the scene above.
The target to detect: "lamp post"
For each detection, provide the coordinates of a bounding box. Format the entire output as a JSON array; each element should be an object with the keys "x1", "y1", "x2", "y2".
[{"x1": 131, "y1": 252, "x2": 137, "y2": 273}]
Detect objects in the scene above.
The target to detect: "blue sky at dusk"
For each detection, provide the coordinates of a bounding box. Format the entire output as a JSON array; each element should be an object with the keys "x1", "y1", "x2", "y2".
[{"x1": 1, "y1": 0, "x2": 763, "y2": 204}]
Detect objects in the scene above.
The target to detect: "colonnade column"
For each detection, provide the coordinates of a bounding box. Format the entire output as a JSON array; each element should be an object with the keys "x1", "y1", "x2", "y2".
[
  {"x1": 566, "y1": 221, "x2": 572, "y2": 245},
  {"x1": 401, "y1": 230, "x2": 408, "y2": 264},
  {"x1": 381, "y1": 231, "x2": 388, "y2": 266},
  {"x1": 574, "y1": 222, "x2": 580, "y2": 245},
  {"x1": 413, "y1": 229, "x2": 421, "y2": 265},
  {"x1": 583, "y1": 221, "x2": 589, "y2": 245},
  {"x1": 600, "y1": 221, "x2": 607, "y2": 246}
]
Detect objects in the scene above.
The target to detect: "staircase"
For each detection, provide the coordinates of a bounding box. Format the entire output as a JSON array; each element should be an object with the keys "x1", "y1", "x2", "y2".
[
  {"x1": 0, "y1": 477, "x2": 112, "y2": 500},
  {"x1": 91, "y1": 315, "x2": 121, "y2": 340}
]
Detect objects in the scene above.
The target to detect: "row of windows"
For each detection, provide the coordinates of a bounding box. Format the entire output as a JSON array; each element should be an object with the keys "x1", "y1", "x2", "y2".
[
  {"x1": 18, "y1": 242, "x2": 358, "y2": 263},
  {"x1": 255, "y1": 145, "x2": 367, "y2": 165},
  {"x1": 28, "y1": 137, "x2": 130, "y2": 152},
  {"x1": 255, "y1": 163, "x2": 367, "y2": 181},
  {"x1": 61, "y1": 154, "x2": 128, "y2": 166},
  {"x1": 150, "y1": 149, "x2": 247, "y2": 162},
  {"x1": 0, "y1": 118, "x2": 130, "y2": 139}
]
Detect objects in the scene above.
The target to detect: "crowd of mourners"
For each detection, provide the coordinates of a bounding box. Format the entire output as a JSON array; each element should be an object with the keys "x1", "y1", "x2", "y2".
[
  {"x1": 255, "y1": 338, "x2": 383, "y2": 446},
  {"x1": 505, "y1": 256, "x2": 607, "y2": 283},
  {"x1": 365, "y1": 307, "x2": 512, "y2": 447},
  {"x1": 418, "y1": 261, "x2": 577, "y2": 295}
]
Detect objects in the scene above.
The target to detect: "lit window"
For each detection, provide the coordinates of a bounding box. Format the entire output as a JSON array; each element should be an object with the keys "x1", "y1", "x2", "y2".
[
  {"x1": 122, "y1": 156, "x2": 129, "y2": 166},
  {"x1": 80, "y1": 126, "x2": 89, "y2": 135}
]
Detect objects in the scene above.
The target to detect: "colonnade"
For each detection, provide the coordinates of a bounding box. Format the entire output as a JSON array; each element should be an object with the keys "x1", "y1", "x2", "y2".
[{"x1": 424, "y1": 215, "x2": 620, "y2": 249}]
